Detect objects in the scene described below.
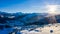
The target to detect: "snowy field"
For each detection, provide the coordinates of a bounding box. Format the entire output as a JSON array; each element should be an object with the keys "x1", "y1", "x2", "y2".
[{"x1": 20, "y1": 23, "x2": 60, "y2": 34}]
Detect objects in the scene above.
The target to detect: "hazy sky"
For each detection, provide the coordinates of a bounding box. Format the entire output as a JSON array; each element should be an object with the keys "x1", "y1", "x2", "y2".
[{"x1": 0, "y1": 0, "x2": 60, "y2": 13}]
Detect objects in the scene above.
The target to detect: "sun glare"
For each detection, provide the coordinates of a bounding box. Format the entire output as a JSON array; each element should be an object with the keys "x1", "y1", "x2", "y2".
[{"x1": 47, "y1": 5, "x2": 57, "y2": 14}]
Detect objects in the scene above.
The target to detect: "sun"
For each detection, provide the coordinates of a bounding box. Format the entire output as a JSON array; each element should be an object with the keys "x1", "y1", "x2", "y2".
[{"x1": 46, "y1": 5, "x2": 57, "y2": 14}]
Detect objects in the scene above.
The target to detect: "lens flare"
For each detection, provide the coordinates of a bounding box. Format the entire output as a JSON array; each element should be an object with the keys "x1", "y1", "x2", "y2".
[{"x1": 46, "y1": 5, "x2": 58, "y2": 23}]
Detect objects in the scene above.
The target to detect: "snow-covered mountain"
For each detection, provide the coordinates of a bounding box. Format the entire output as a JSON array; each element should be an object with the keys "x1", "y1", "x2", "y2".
[{"x1": 0, "y1": 11, "x2": 60, "y2": 34}]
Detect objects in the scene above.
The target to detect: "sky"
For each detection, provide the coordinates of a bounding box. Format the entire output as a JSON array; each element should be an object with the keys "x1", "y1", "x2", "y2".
[{"x1": 0, "y1": 0, "x2": 60, "y2": 13}]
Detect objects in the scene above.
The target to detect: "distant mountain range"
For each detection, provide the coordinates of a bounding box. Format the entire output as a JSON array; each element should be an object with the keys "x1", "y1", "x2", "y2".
[{"x1": 0, "y1": 11, "x2": 60, "y2": 29}]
